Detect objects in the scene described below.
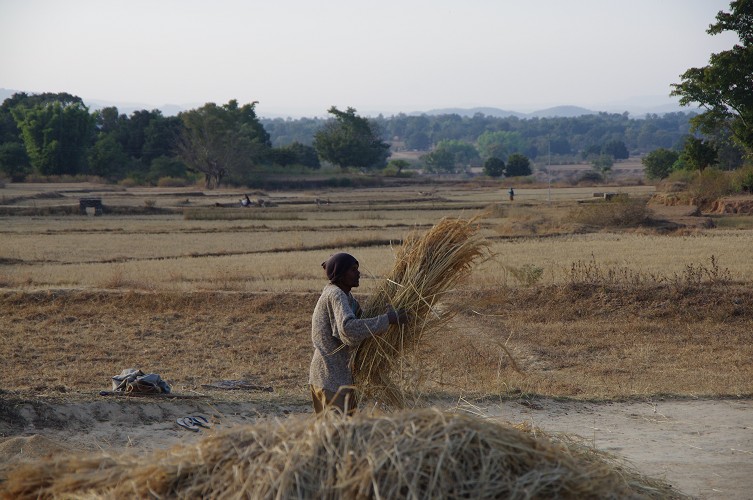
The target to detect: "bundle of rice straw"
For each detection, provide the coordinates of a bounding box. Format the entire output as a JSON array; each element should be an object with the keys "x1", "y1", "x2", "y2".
[
  {"x1": 352, "y1": 216, "x2": 489, "y2": 408},
  {"x1": 3, "y1": 408, "x2": 682, "y2": 499}
]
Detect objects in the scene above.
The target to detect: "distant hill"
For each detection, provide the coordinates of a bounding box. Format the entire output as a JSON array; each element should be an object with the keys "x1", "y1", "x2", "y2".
[
  {"x1": 422, "y1": 105, "x2": 597, "y2": 119},
  {"x1": 1, "y1": 88, "x2": 687, "y2": 119},
  {"x1": 422, "y1": 107, "x2": 527, "y2": 118},
  {"x1": 527, "y1": 105, "x2": 596, "y2": 118}
]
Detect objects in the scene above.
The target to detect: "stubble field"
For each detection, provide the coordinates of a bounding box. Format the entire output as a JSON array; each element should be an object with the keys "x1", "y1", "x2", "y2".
[{"x1": 1, "y1": 180, "x2": 753, "y2": 498}]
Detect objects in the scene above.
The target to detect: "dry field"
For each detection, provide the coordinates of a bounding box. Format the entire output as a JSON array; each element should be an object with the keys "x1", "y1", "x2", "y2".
[
  {"x1": 2, "y1": 181, "x2": 753, "y2": 497},
  {"x1": 1, "y1": 181, "x2": 752, "y2": 398}
]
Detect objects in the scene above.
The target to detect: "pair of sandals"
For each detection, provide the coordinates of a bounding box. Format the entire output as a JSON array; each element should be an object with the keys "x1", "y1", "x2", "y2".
[{"x1": 176, "y1": 415, "x2": 211, "y2": 432}]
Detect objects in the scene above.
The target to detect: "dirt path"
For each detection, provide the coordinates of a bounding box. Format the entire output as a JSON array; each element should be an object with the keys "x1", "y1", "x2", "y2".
[
  {"x1": 1, "y1": 397, "x2": 750, "y2": 499},
  {"x1": 486, "y1": 398, "x2": 753, "y2": 499}
]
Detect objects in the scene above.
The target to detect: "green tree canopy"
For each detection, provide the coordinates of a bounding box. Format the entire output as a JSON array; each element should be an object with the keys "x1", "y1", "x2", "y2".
[
  {"x1": 11, "y1": 99, "x2": 94, "y2": 176},
  {"x1": 602, "y1": 140, "x2": 629, "y2": 160},
  {"x1": 313, "y1": 106, "x2": 390, "y2": 170},
  {"x1": 422, "y1": 139, "x2": 480, "y2": 174},
  {"x1": 642, "y1": 148, "x2": 680, "y2": 180},
  {"x1": 177, "y1": 100, "x2": 270, "y2": 188},
  {"x1": 680, "y1": 136, "x2": 718, "y2": 172},
  {"x1": 671, "y1": 0, "x2": 753, "y2": 159},
  {"x1": 483, "y1": 157, "x2": 505, "y2": 177},
  {"x1": 476, "y1": 130, "x2": 523, "y2": 160},
  {"x1": 505, "y1": 153, "x2": 532, "y2": 177}
]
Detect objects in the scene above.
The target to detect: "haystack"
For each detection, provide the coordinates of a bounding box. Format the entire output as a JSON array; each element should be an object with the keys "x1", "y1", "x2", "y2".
[
  {"x1": 2, "y1": 408, "x2": 682, "y2": 499},
  {"x1": 352, "y1": 216, "x2": 489, "y2": 408}
]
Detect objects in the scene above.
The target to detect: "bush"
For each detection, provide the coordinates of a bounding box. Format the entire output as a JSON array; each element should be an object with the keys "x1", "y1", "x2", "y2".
[
  {"x1": 731, "y1": 165, "x2": 753, "y2": 194},
  {"x1": 568, "y1": 196, "x2": 650, "y2": 227},
  {"x1": 157, "y1": 176, "x2": 191, "y2": 187},
  {"x1": 689, "y1": 168, "x2": 734, "y2": 205}
]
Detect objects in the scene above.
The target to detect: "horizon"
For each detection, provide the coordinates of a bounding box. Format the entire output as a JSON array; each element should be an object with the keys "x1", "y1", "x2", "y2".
[{"x1": 1, "y1": 1, "x2": 738, "y2": 119}]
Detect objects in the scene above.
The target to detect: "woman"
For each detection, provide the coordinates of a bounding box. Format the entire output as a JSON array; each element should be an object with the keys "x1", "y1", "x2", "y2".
[{"x1": 308, "y1": 252, "x2": 405, "y2": 415}]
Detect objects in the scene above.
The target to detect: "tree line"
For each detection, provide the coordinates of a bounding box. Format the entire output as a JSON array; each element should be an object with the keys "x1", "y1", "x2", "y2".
[{"x1": 1, "y1": 2, "x2": 749, "y2": 188}]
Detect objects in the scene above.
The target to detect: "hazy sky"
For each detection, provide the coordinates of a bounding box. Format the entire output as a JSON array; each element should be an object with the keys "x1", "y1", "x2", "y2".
[{"x1": 0, "y1": 0, "x2": 739, "y2": 117}]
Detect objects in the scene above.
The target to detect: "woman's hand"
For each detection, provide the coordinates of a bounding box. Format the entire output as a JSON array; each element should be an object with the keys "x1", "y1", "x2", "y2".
[{"x1": 387, "y1": 307, "x2": 409, "y2": 325}]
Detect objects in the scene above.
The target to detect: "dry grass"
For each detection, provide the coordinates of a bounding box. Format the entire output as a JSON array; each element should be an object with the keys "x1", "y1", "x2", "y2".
[
  {"x1": 353, "y1": 217, "x2": 489, "y2": 408},
  {"x1": 2, "y1": 408, "x2": 681, "y2": 499},
  {"x1": 1, "y1": 183, "x2": 753, "y2": 403}
]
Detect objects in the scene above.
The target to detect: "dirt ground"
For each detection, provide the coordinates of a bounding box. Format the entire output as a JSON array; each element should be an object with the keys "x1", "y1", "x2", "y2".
[{"x1": 1, "y1": 395, "x2": 750, "y2": 499}]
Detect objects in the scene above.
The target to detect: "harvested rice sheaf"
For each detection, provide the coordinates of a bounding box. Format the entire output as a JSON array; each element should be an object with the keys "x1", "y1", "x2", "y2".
[
  {"x1": 353, "y1": 216, "x2": 489, "y2": 408},
  {"x1": 2, "y1": 408, "x2": 683, "y2": 499}
]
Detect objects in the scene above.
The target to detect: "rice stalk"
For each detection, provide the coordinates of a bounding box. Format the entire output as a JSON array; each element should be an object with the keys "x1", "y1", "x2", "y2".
[
  {"x1": 352, "y1": 216, "x2": 490, "y2": 408},
  {"x1": 2, "y1": 408, "x2": 683, "y2": 499}
]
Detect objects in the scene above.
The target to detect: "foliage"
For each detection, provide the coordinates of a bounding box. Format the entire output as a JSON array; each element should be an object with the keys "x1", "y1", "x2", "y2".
[
  {"x1": 642, "y1": 148, "x2": 679, "y2": 180},
  {"x1": 386, "y1": 159, "x2": 410, "y2": 176},
  {"x1": 313, "y1": 106, "x2": 390, "y2": 170},
  {"x1": 602, "y1": 140, "x2": 629, "y2": 160},
  {"x1": 679, "y1": 136, "x2": 718, "y2": 172},
  {"x1": 270, "y1": 141, "x2": 320, "y2": 168},
  {"x1": 476, "y1": 130, "x2": 524, "y2": 160},
  {"x1": 731, "y1": 164, "x2": 753, "y2": 193},
  {"x1": 568, "y1": 196, "x2": 650, "y2": 227},
  {"x1": 689, "y1": 167, "x2": 734, "y2": 204},
  {"x1": 483, "y1": 157, "x2": 505, "y2": 177},
  {"x1": 506, "y1": 264, "x2": 544, "y2": 286},
  {"x1": 505, "y1": 153, "x2": 532, "y2": 177},
  {"x1": 671, "y1": 0, "x2": 753, "y2": 159},
  {"x1": 591, "y1": 154, "x2": 614, "y2": 175},
  {"x1": 87, "y1": 134, "x2": 131, "y2": 179},
  {"x1": 423, "y1": 139, "x2": 479, "y2": 174},
  {"x1": 177, "y1": 100, "x2": 270, "y2": 188},
  {"x1": 0, "y1": 142, "x2": 31, "y2": 181},
  {"x1": 11, "y1": 99, "x2": 94, "y2": 175}
]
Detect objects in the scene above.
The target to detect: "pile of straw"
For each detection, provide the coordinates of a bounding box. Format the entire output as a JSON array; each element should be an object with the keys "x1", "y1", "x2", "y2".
[
  {"x1": 3, "y1": 408, "x2": 680, "y2": 499},
  {"x1": 353, "y1": 216, "x2": 489, "y2": 408}
]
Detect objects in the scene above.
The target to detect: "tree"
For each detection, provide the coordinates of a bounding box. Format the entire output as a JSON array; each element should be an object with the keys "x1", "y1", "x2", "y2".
[
  {"x1": 177, "y1": 100, "x2": 270, "y2": 188},
  {"x1": 476, "y1": 130, "x2": 523, "y2": 160},
  {"x1": 671, "y1": 0, "x2": 753, "y2": 159},
  {"x1": 422, "y1": 148, "x2": 456, "y2": 173},
  {"x1": 602, "y1": 140, "x2": 629, "y2": 160},
  {"x1": 642, "y1": 148, "x2": 680, "y2": 180},
  {"x1": 505, "y1": 153, "x2": 532, "y2": 177},
  {"x1": 387, "y1": 159, "x2": 410, "y2": 175},
  {"x1": 0, "y1": 142, "x2": 31, "y2": 181},
  {"x1": 680, "y1": 136, "x2": 718, "y2": 172},
  {"x1": 483, "y1": 157, "x2": 505, "y2": 177},
  {"x1": 313, "y1": 106, "x2": 390, "y2": 170},
  {"x1": 591, "y1": 154, "x2": 614, "y2": 176},
  {"x1": 422, "y1": 140, "x2": 479, "y2": 174},
  {"x1": 11, "y1": 99, "x2": 94, "y2": 176},
  {"x1": 87, "y1": 134, "x2": 130, "y2": 179}
]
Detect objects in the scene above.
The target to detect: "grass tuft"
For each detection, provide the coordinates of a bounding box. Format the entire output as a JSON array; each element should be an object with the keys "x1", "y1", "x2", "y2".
[{"x1": 352, "y1": 216, "x2": 490, "y2": 408}]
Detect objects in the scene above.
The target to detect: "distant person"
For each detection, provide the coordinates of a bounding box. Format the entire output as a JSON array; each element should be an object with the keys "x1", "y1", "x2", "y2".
[
  {"x1": 508, "y1": 187, "x2": 515, "y2": 201},
  {"x1": 309, "y1": 252, "x2": 407, "y2": 416},
  {"x1": 241, "y1": 194, "x2": 252, "y2": 207}
]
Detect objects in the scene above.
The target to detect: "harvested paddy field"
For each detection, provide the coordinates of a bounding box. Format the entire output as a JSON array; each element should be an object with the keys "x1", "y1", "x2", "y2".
[{"x1": 1, "y1": 181, "x2": 752, "y2": 498}]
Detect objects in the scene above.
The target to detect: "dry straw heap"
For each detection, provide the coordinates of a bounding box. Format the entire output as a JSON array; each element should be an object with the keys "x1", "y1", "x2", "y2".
[
  {"x1": 353, "y1": 216, "x2": 489, "y2": 408},
  {"x1": 3, "y1": 408, "x2": 680, "y2": 499}
]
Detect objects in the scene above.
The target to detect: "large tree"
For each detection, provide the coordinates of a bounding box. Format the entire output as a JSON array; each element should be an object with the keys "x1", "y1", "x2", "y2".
[
  {"x1": 11, "y1": 98, "x2": 94, "y2": 176},
  {"x1": 177, "y1": 100, "x2": 270, "y2": 188},
  {"x1": 670, "y1": 0, "x2": 753, "y2": 159},
  {"x1": 505, "y1": 153, "x2": 532, "y2": 177},
  {"x1": 313, "y1": 106, "x2": 390, "y2": 170},
  {"x1": 642, "y1": 148, "x2": 680, "y2": 180}
]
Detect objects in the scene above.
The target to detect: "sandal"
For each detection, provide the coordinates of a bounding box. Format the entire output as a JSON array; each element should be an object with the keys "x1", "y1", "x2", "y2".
[
  {"x1": 176, "y1": 417, "x2": 200, "y2": 432},
  {"x1": 189, "y1": 415, "x2": 211, "y2": 428}
]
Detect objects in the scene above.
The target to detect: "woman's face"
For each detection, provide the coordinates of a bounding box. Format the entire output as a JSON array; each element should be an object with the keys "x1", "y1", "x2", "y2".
[{"x1": 339, "y1": 264, "x2": 360, "y2": 290}]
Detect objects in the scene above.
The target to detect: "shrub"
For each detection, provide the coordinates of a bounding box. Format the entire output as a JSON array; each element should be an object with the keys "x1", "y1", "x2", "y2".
[
  {"x1": 568, "y1": 196, "x2": 650, "y2": 227},
  {"x1": 156, "y1": 176, "x2": 190, "y2": 187},
  {"x1": 731, "y1": 165, "x2": 753, "y2": 194},
  {"x1": 689, "y1": 167, "x2": 734, "y2": 205}
]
